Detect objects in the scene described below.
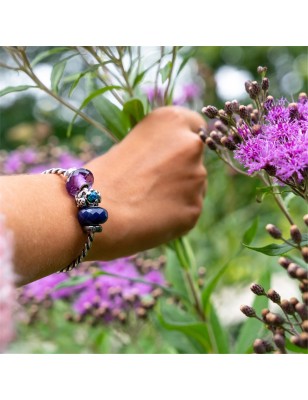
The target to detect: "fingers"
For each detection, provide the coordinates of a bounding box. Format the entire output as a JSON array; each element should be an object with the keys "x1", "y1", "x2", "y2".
[{"x1": 175, "y1": 106, "x2": 207, "y2": 133}]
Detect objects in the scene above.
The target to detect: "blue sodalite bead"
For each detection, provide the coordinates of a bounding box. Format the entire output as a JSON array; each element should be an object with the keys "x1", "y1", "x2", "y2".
[{"x1": 78, "y1": 207, "x2": 108, "y2": 226}]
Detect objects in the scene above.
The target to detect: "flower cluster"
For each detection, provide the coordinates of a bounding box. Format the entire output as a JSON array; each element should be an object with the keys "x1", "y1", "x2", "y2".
[
  {"x1": 0, "y1": 215, "x2": 15, "y2": 352},
  {"x1": 240, "y1": 214, "x2": 308, "y2": 354},
  {"x1": 201, "y1": 66, "x2": 308, "y2": 200},
  {"x1": 18, "y1": 256, "x2": 166, "y2": 326}
]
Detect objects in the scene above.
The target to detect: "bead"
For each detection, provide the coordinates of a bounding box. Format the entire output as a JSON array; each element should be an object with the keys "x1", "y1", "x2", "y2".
[
  {"x1": 78, "y1": 207, "x2": 108, "y2": 226},
  {"x1": 83, "y1": 225, "x2": 103, "y2": 233},
  {"x1": 87, "y1": 191, "x2": 101, "y2": 204},
  {"x1": 75, "y1": 188, "x2": 101, "y2": 208},
  {"x1": 66, "y1": 168, "x2": 94, "y2": 196}
]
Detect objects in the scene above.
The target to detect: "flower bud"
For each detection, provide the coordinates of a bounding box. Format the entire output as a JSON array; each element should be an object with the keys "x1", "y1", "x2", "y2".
[
  {"x1": 250, "y1": 283, "x2": 265, "y2": 296},
  {"x1": 296, "y1": 268, "x2": 308, "y2": 280},
  {"x1": 214, "y1": 120, "x2": 228, "y2": 134},
  {"x1": 239, "y1": 105, "x2": 249, "y2": 120},
  {"x1": 251, "y1": 124, "x2": 262, "y2": 135},
  {"x1": 261, "y1": 308, "x2": 270, "y2": 320},
  {"x1": 198, "y1": 266, "x2": 207, "y2": 277},
  {"x1": 290, "y1": 335, "x2": 303, "y2": 348},
  {"x1": 266, "y1": 224, "x2": 282, "y2": 239},
  {"x1": 302, "y1": 292, "x2": 308, "y2": 306},
  {"x1": 299, "y1": 332, "x2": 308, "y2": 348},
  {"x1": 257, "y1": 66, "x2": 267, "y2": 75},
  {"x1": 265, "y1": 312, "x2": 284, "y2": 326},
  {"x1": 205, "y1": 137, "x2": 217, "y2": 151},
  {"x1": 273, "y1": 333, "x2": 285, "y2": 350},
  {"x1": 302, "y1": 320, "x2": 308, "y2": 332},
  {"x1": 224, "y1": 101, "x2": 234, "y2": 115},
  {"x1": 209, "y1": 130, "x2": 223, "y2": 144},
  {"x1": 301, "y1": 247, "x2": 308, "y2": 263},
  {"x1": 264, "y1": 95, "x2": 274, "y2": 109},
  {"x1": 244, "y1": 80, "x2": 253, "y2": 94},
  {"x1": 261, "y1": 77, "x2": 269, "y2": 91},
  {"x1": 248, "y1": 81, "x2": 261, "y2": 99},
  {"x1": 231, "y1": 100, "x2": 239, "y2": 112},
  {"x1": 220, "y1": 136, "x2": 236, "y2": 151},
  {"x1": 290, "y1": 225, "x2": 302, "y2": 244},
  {"x1": 218, "y1": 109, "x2": 230, "y2": 125},
  {"x1": 303, "y1": 214, "x2": 308, "y2": 226},
  {"x1": 253, "y1": 339, "x2": 266, "y2": 354},
  {"x1": 299, "y1": 281, "x2": 308, "y2": 293},
  {"x1": 289, "y1": 297, "x2": 299, "y2": 307},
  {"x1": 281, "y1": 299, "x2": 294, "y2": 315},
  {"x1": 295, "y1": 302, "x2": 308, "y2": 320},
  {"x1": 298, "y1": 92, "x2": 307, "y2": 102},
  {"x1": 278, "y1": 257, "x2": 291, "y2": 269},
  {"x1": 287, "y1": 263, "x2": 299, "y2": 278},
  {"x1": 151, "y1": 288, "x2": 163, "y2": 299},
  {"x1": 267, "y1": 289, "x2": 281, "y2": 304},
  {"x1": 202, "y1": 105, "x2": 218, "y2": 119},
  {"x1": 240, "y1": 305, "x2": 256, "y2": 317},
  {"x1": 288, "y1": 103, "x2": 299, "y2": 120},
  {"x1": 136, "y1": 307, "x2": 147, "y2": 319}
]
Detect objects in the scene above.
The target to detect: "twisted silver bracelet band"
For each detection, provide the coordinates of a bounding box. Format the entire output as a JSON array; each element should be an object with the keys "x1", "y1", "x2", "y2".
[{"x1": 42, "y1": 167, "x2": 107, "y2": 273}]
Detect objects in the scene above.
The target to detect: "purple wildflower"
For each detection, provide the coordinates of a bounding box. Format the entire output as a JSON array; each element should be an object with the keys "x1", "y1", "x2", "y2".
[{"x1": 234, "y1": 98, "x2": 308, "y2": 183}]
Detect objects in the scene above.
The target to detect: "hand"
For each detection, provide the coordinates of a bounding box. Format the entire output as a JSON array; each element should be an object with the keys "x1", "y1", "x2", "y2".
[{"x1": 85, "y1": 106, "x2": 207, "y2": 261}]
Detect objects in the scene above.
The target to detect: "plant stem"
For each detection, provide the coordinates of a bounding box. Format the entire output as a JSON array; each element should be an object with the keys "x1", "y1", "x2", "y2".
[
  {"x1": 184, "y1": 270, "x2": 206, "y2": 321},
  {"x1": 164, "y1": 46, "x2": 178, "y2": 104}
]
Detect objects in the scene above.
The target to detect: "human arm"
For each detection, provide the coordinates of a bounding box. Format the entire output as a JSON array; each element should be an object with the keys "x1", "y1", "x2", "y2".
[{"x1": 0, "y1": 106, "x2": 207, "y2": 285}]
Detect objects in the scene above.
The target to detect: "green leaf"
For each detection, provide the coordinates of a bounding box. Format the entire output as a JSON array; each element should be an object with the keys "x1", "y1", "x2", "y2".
[
  {"x1": 243, "y1": 234, "x2": 308, "y2": 256},
  {"x1": 286, "y1": 254, "x2": 308, "y2": 268},
  {"x1": 157, "y1": 301, "x2": 212, "y2": 353},
  {"x1": 55, "y1": 275, "x2": 91, "y2": 289},
  {"x1": 201, "y1": 259, "x2": 231, "y2": 311},
  {"x1": 91, "y1": 94, "x2": 130, "y2": 141},
  {"x1": 132, "y1": 70, "x2": 147, "y2": 88},
  {"x1": 242, "y1": 217, "x2": 259, "y2": 246},
  {"x1": 207, "y1": 302, "x2": 230, "y2": 354},
  {"x1": 235, "y1": 268, "x2": 271, "y2": 354},
  {"x1": 67, "y1": 65, "x2": 100, "y2": 97},
  {"x1": 160, "y1": 61, "x2": 172, "y2": 83},
  {"x1": 31, "y1": 47, "x2": 71, "y2": 67},
  {"x1": 50, "y1": 59, "x2": 67, "y2": 94},
  {"x1": 0, "y1": 85, "x2": 38, "y2": 97},
  {"x1": 285, "y1": 338, "x2": 308, "y2": 354},
  {"x1": 66, "y1": 85, "x2": 124, "y2": 138},
  {"x1": 169, "y1": 236, "x2": 196, "y2": 271},
  {"x1": 164, "y1": 248, "x2": 190, "y2": 302},
  {"x1": 123, "y1": 98, "x2": 145, "y2": 128}
]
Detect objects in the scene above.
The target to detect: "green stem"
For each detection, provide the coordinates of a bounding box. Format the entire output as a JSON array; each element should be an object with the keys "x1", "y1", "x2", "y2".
[{"x1": 164, "y1": 46, "x2": 178, "y2": 105}]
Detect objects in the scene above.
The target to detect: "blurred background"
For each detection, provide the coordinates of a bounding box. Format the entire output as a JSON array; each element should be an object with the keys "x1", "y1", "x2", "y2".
[{"x1": 1, "y1": 46, "x2": 307, "y2": 353}]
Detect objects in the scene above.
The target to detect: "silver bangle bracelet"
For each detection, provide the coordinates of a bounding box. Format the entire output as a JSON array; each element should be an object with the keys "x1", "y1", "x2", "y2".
[{"x1": 42, "y1": 167, "x2": 108, "y2": 273}]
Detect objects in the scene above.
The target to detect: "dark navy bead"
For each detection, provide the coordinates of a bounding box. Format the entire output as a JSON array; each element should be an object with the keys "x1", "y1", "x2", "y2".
[{"x1": 77, "y1": 207, "x2": 108, "y2": 226}]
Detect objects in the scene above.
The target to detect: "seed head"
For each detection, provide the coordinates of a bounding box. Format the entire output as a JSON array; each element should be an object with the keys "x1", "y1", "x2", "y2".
[
  {"x1": 250, "y1": 283, "x2": 265, "y2": 296},
  {"x1": 290, "y1": 225, "x2": 302, "y2": 244},
  {"x1": 267, "y1": 289, "x2": 281, "y2": 304},
  {"x1": 266, "y1": 224, "x2": 282, "y2": 239},
  {"x1": 240, "y1": 305, "x2": 256, "y2": 318}
]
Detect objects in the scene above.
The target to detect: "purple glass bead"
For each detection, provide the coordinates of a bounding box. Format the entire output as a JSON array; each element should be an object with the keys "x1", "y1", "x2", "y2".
[
  {"x1": 66, "y1": 168, "x2": 94, "y2": 196},
  {"x1": 78, "y1": 207, "x2": 108, "y2": 226}
]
